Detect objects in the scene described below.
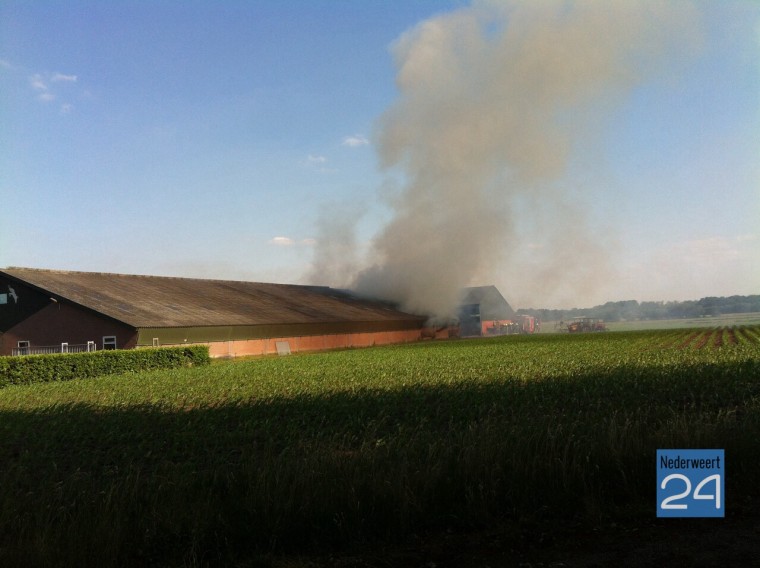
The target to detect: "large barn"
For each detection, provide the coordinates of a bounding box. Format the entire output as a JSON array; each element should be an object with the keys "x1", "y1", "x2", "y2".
[
  {"x1": 0, "y1": 268, "x2": 426, "y2": 357},
  {"x1": 458, "y1": 285, "x2": 517, "y2": 336}
]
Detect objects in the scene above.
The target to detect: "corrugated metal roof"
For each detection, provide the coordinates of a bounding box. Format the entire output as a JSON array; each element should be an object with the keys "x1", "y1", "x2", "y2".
[{"x1": 1, "y1": 268, "x2": 426, "y2": 329}]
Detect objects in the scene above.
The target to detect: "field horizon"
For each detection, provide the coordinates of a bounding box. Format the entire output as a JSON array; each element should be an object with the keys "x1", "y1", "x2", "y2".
[{"x1": 538, "y1": 311, "x2": 760, "y2": 333}]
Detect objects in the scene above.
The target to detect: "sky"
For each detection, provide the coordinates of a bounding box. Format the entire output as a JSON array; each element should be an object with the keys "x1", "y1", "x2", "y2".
[{"x1": 1, "y1": 1, "x2": 759, "y2": 311}]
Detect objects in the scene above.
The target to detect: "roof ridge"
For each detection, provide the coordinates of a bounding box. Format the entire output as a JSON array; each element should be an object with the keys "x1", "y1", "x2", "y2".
[
  {"x1": 0, "y1": 266, "x2": 425, "y2": 328},
  {"x1": 2, "y1": 266, "x2": 309, "y2": 287}
]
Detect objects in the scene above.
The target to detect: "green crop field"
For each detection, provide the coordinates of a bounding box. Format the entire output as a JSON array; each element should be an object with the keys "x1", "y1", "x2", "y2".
[{"x1": 1, "y1": 327, "x2": 759, "y2": 567}]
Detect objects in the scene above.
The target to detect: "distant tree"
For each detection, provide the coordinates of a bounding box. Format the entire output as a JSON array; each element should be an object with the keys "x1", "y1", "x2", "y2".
[
  {"x1": 698, "y1": 297, "x2": 721, "y2": 317},
  {"x1": 640, "y1": 301, "x2": 667, "y2": 320},
  {"x1": 516, "y1": 295, "x2": 760, "y2": 320}
]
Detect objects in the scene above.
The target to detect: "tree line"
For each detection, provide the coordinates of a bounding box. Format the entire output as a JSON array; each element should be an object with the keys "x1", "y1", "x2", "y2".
[{"x1": 517, "y1": 295, "x2": 760, "y2": 322}]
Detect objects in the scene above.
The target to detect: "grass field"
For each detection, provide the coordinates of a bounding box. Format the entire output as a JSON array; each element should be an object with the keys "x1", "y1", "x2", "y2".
[{"x1": 1, "y1": 327, "x2": 759, "y2": 566}]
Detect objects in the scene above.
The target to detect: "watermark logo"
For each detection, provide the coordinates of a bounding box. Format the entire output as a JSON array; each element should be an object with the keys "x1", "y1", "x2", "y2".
[{"x1": 657, "y1": 449, "x2": 724, "y2": 518}]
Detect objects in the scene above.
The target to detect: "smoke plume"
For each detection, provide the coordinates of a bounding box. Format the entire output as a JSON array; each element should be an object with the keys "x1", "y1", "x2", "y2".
[
  {"x1": 321, "y1": 1, "x2": 701, "y2": 315},
  {"x1": 305, "y1": 201, "x2": 364, "y2": 288}
]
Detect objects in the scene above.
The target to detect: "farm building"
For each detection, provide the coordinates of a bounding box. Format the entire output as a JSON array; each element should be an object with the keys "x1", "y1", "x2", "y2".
[
  {"x1": 0, "y1": 268, "x2": 426, "y2": 357},
  {"x1": 458, "y1": 285, "x2": 517, "y2": 336}
]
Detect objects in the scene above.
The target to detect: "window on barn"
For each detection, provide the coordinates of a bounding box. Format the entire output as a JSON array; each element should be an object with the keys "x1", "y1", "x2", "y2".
[
  {"x1": 152, "y1": 338, "x2": 160, "y2": 347},
  {"x1": 61, "y1": 343, "x2": 69, "y2": 353},
  {"x1": 17, "y1": 340, "x2": 30, "y2": 355},
  {"x1": 103, "y1": 336, "x2": 117, "y2": 350}
]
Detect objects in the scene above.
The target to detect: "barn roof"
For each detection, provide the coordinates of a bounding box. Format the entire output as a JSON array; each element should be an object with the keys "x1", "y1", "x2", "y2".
[
  {"x1": 459, "y1": 286, "x2": 515, "y2": 319},
  {"x1": 0, "y1": 267, "x2": 426, "y2": 329}
]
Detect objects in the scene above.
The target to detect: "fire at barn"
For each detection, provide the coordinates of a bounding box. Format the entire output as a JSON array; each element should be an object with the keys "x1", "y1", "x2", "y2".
[{"x1": 458, "y1": 286, "x2": 539, "y2": 337}]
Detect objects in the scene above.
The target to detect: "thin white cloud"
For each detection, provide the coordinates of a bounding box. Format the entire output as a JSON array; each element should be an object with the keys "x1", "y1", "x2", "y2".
[
  {"x1": 0, "y1": 58, "x2": 12, "y2": 70},
  {"x1": 29, "y1": 74, "x2": 47, "y2": 91},
  {"x1": 300, "y1": 154, "x2": 338, "y2": 173},
  {"x1": 306, "y1": 154, "x2": 327, "y2": 164},
  {"x1": 268, "y1": 236, "x2": 317, "y2": 247},
  {"x1": 51, "y1": 72, "x2": 77, "y2": 82},
  {"x1": 26, "y1": 71, "x2": 81, "y2": 107},
  {"x1": 342, "y1": 134, "x2": 369, "y2": 147},
  {"x1": 269, "y1": 236, "x2": 295, "y2": 246}
]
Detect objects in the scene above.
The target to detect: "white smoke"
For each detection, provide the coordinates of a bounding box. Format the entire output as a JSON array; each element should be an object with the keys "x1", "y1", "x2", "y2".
[
  {"x1": 314, "y1": 1, "x2": 702, "y2": 316},
  {"x1": 305, "y1": 201, "x2": 365, "y2": 288}
]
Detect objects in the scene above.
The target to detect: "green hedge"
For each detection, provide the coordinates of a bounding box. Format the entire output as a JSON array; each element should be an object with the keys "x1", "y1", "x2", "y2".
[{"x1": 0, "y1": 346, "x2": 210, "y2": 388}]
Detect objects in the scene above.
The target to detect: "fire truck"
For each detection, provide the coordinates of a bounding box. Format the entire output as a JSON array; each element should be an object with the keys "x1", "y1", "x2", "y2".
[{"x1": 483, "y1": 314, "x2": 541, "y2": 335}]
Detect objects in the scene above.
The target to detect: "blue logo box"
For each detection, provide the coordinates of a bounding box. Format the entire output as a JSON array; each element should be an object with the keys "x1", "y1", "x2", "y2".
[{"x1": 657, "y1": 449, "x2": 724, "y2": 518}]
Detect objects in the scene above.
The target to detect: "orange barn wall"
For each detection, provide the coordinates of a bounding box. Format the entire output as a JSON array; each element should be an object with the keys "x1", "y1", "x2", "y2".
[{"x1": 204, "y1": 329, "x2": 422, "y2": 358}]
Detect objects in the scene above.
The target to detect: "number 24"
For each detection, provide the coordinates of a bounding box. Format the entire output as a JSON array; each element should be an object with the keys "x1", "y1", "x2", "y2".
[{"x1": 660, "y1": 474, "x2": 721, "y2": 509}]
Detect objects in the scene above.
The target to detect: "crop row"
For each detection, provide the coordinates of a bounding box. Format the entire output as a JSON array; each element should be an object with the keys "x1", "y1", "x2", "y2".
[
  {"x1": 0, "y1": 328, "x2": 758, "y2": 566},
  {"x1": 649, "y1": 325, "x2": 760, "y2": 350}
]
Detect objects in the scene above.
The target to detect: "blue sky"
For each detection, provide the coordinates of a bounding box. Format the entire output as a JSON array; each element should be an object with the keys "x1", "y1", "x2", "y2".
[{"x1": 1, "y1": 1, "x2": 758, "y2": 309}]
